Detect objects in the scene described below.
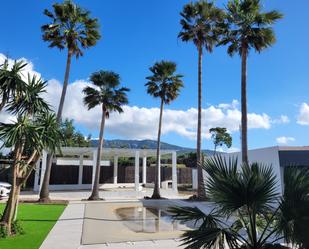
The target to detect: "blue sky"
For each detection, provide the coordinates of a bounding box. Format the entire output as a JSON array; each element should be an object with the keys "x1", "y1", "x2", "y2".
[{"x1": 1, "y1": 0, "x2": 309, "y2": 151}]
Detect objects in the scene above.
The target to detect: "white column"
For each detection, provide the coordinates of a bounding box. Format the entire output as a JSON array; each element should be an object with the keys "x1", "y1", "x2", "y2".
[
  {"x1": 92, "y1": 149, "x2": 97, "y2": 188},
  {"x1": 172, "y1": 151, "x2": 177, "y2": 191},
  {"x1": 113, "y1": 156, "x2": 118, "y2": 184},
  {"x1": 33, "y1": 159, "x2": 41, "y2": 192},
  {"x1": 158, "y1": 154, "x2": 161, "y2": 189},
  {"x1": 142, "y1": 156, "x2": 147, "y2": 184},
  {"x1": 78, "y1": 154, "x2": 84, "y2": 186},
  {"x1": 39, "y1": 150, "x2": 48, "y2": 191},
  {"x1": 135, "y1": 151, "x2": 140, "y2": 191}
]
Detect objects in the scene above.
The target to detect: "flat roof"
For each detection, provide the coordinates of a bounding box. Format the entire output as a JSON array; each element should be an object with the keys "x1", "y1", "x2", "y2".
[{"x1": 58, "y1": 147, "x2": 175, "y2": 158}]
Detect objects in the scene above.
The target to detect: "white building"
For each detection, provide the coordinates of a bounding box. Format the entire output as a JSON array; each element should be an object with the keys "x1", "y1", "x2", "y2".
[{"x1": 224, "y1": 146, "x2": 309, "y2": 195}]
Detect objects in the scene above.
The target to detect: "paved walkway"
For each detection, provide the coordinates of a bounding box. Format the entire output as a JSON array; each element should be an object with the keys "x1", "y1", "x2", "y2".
[
  {"x1": 39, "y1": 201, "x2": 189, "y2": 249},
  {"x1": 29, "y1": 189, "x2": 210, "y2": 249},
  {"x1": 36, "y1": 193, "x2": 213, "y2": 249}
]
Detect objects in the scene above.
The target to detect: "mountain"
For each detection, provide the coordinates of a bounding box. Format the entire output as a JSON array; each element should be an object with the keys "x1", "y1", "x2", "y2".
[{"x1": 91, "y1": 139, "x2": 215, "y2": 155}]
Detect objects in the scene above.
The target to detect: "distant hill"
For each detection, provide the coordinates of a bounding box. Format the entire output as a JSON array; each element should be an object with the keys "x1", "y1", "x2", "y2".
[{"x1": 91, "y1": 139, "x2": 215, "y2": 155}]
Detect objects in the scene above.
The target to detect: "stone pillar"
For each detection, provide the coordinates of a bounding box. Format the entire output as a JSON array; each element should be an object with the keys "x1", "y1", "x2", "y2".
[
  {"x1": 113, "y1": 156, "x2": 118, "y2": 184},
  {"x1": 92, "y1": 149, "x2": 97, "y2": 188},
  {"x1": 158, "y1": 154, "x2": 161, "y2": 189},
  {"x1": 33, "y1": 159, "x2": 41, "y2": 192},
  {"x1": 135, "y1": 151, "x2": 140, "y2": 191},
  {"x1": 78, "y1": 154, "x2": 84, "y2": 187},
  {"x1": 172, "y1": 151, "x2": 177, "y2": 191},
  {"x1": 39, "y1": 150, "x2": 48, "y2": 191},
  {"x1": 142, "y1": 156, "x2": 147, "y2": 184}
]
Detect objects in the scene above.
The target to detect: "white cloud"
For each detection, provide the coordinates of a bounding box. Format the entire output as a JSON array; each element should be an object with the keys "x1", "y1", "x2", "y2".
[
  {"x1": 276, "y1": 136, "x2": 295, "y2": 145},
  {"x1": 272, "y1": 115, "x2": 290, "y2": 124},
  {"x1": 43, "y1": 80, "x2": 273, "y2": 140},
  {"x1": 297, "y1": 103, "x2": 309, "y2": 125},
  {"x1": 0, "y1": 53, "x2": 287, "y2": 141}
]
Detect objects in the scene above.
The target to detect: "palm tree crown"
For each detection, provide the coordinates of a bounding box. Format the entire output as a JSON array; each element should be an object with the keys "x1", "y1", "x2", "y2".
[
  {"x1": 83, "y1": 71, "x2": 129, "y2": 115},
  {"x1": 179, "y1": 1, "x2": 224, "y2": 52},
  {"x1": 220, "y1": 0, "x2": 283, "y2": 55},
  {"x1": 41, "y1": 0, "x2": 101, "y2": 57},
  {"x1": 145, "y1": 61, "x2": 183, "y2": 104}
]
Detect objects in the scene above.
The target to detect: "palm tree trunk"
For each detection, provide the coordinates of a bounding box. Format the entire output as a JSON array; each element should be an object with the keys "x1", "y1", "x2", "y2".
[
  {"x1": 241, "y1": 43, "x2": 249, "y2": 165},
  {"x1": 39, "y1": 49, "x2": 73, "y2": 202},
  {"x1": 152, "y1": 99, "x2": 164, "y2": 199},
  {"x1": 89, "y1": 107, "x2": 106, "y2": 200},
  {"x1": 196, "y1": 45, "x2": 205, "y2": 199}
]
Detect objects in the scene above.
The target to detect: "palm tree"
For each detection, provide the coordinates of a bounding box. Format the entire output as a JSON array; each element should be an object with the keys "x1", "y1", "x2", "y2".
[
  {"x1": 179, "y1": 1, "x2": 224, "y2": 198},
  {"x1": 219, "y1": 0, "x2": 282, "y2": 164},
  {"x1": 145, "y1": 61, "x2": 183, "y2": 199},
  {"x1": 39, "y1": 0, "x2": 101, "y2": 202},
  {"x1": 0, "y1": 69, "x2": 62, "y2": 235},
  {"x1": 0, "y1": 59, "x2": 27, "y2": 111},
  {"x1": 83, "y1": 71, "x2": 129, "y2": 200},
  {"x1": 277, "y1": 167, "x2": 309, "y2": 249},
  {"x1": 170, "y1": 156, "x2": 288, "y2": 249}
]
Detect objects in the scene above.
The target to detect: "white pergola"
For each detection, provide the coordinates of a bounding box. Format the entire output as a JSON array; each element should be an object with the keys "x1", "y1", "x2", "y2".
[{"x1": 34, "y1": 147, "x2": 178, "y2": 192}]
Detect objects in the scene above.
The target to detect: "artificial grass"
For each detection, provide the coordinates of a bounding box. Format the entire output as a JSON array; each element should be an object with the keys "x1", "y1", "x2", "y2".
[{"x1": 0, "y1": 203, "x2": 66, "y2": 249}]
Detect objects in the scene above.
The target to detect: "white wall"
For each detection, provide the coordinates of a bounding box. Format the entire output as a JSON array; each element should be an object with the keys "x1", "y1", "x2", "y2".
[{"x1": 220, "y1": 147, "x2": 283, "y2": 195}]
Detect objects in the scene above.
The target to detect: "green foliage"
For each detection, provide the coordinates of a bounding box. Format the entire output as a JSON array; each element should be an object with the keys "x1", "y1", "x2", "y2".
[
  {"x1": 11, "y1": 220, "x2": 24, "y2": 236},
  {"x1": 60, "y1": 119, "x2": 91, "y2": 147},
  {"x1": 277, "y1": 167, "x2": 309, "y2": 249},
  {"x1": 219, "y1": 0, "x2": 283, "y2": 56},
  {"x1": 171, "y1": 156, "x2": 285, "y2": 249},
  {"x1": 145, "y1": 61, "x2": 183, "y2": 104},
  {"x1": 209, "y1": 127, "x2": 232, "y2": 152},
  {"x1": 177, "y1": 152, "x2": 197, "y2": 168},
  {"x1": 0, "y1": 59, "x2": 27, "y2": 111},
  {"x1": 179, "y1": 0, "x2": 224, "y2": 52},
  {"x1": 6, "y1": 74, "x2": 50, "y2": 116},
  {"x1": 83, "y1": 70, "x2": 130, "y2": 116},
  {"x1": 41, "y1": 0, "x2": 101, "y2": 57}
]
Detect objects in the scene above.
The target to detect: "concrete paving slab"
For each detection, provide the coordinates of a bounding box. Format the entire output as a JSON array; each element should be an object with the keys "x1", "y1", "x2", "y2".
[{"x1": 40, "y1": 203, "x2": 85, "y2": 249}]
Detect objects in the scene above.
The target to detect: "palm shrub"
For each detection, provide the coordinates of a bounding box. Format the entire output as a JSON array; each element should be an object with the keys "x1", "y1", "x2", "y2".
[
  {"x1": 145, "y1": 61, "x2": 183, "y2": 199},
  {"x1": 219, "y1": 0, "x2": 283, "y2": 164},
  {"x1": 83, "y1": 70, "x2": 129, "y2": 200},
  {"x1": 276, "y1": 167, "x2": 309, "y2": 249},
  {"x1": 40, "y1": 0, "x2": 101, "y2": 202},
  {"x1": 170, "y1": 156, "x2": 290, "y2": 249},
  {"x1": 179, "y1": 1, "x2": 224, "y2": 199},
  {"x1": 0, "y1": 62, "x2": 63, "y2": 235},
  {"x1": 0, "y1": 59, "x2": 27, "y2": 111}
]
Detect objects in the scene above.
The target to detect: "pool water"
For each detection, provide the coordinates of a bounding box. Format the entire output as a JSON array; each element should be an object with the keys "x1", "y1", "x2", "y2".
[{"x1": 115, "y1": 206, "x2": 188, "y2": 233}]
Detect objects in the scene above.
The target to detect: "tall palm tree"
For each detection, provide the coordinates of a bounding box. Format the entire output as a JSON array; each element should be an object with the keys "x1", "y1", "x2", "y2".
[
  {"x1": 219, "y1": 0, "x2": 282, "y2": 164},
  {"x1": 83, "y1": 71, "x2": 129, "y2": 200},
  {"x1": 145, "y1": 61, "x2": 183, "y2": 199},
  {"x1": 170, "y1": 156, "x2": 288, "y2": 249},
  {"x1": 179, "y1": 1, "x2": 224, "y2": 198},
  {"x1": 39, "y1": 0, "x2": 101, "y2": 202}
]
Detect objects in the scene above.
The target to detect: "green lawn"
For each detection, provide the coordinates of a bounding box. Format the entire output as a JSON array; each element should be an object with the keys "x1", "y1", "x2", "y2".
[{"x1": 0, "y1": 203, "x2": 66, "y2": 249}]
